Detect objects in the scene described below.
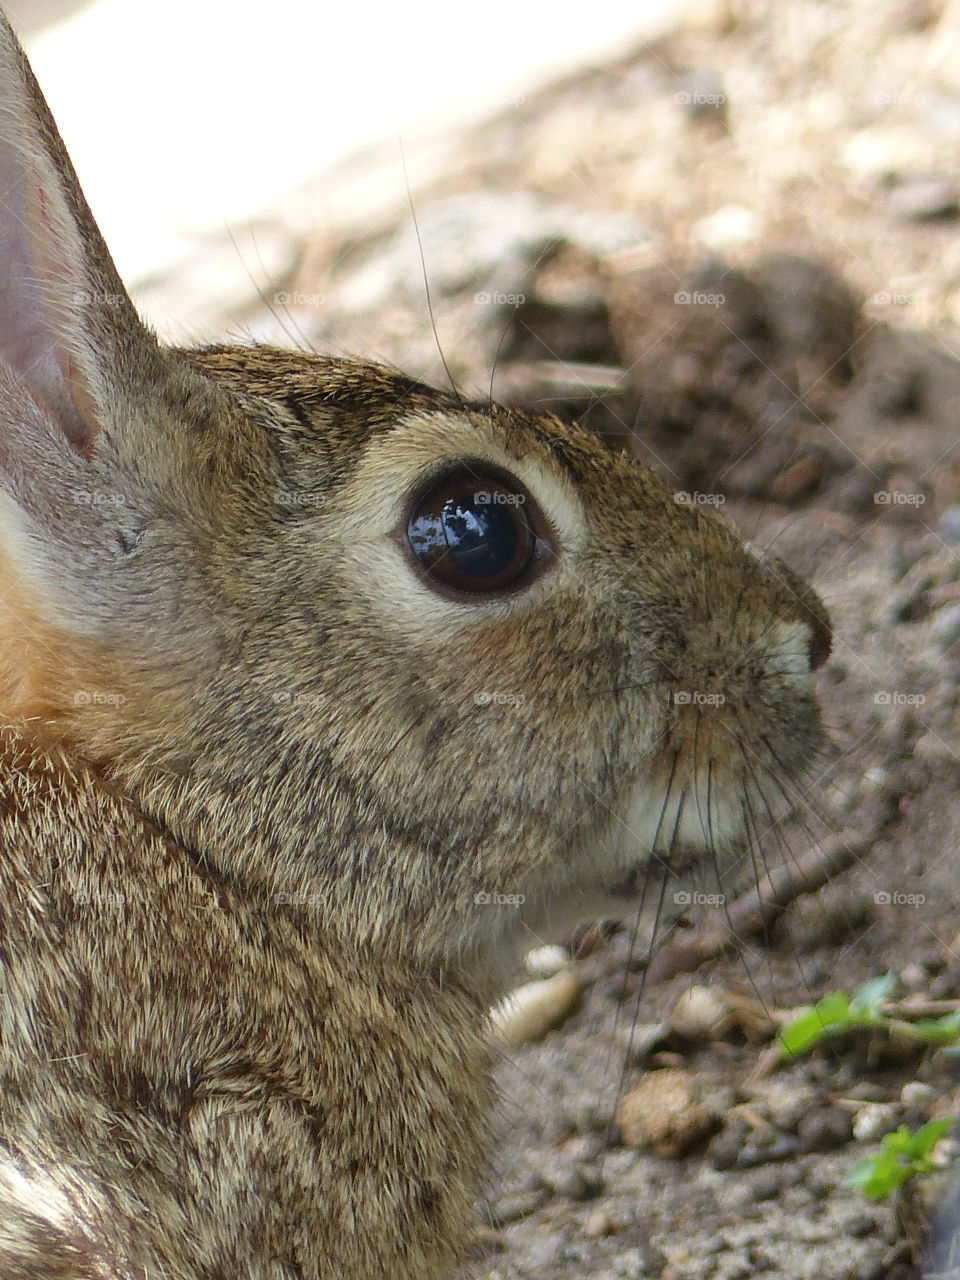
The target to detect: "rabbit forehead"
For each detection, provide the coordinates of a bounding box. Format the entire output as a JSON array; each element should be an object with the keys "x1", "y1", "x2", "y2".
[{"x1": 338, "y1": 408, "x2": 588, "y2": 549}]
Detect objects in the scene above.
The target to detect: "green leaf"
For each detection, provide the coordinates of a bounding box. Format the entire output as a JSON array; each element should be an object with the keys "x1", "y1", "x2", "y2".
[
  {"x1": 779, "y1": 991, "x2": 852, "y2": 1057},
  {"x1": 908, "y1": 1011, "x2": 960, "y2": 1046},
  {"x1": 846, "y1": 1149, "x2": 903, "y2": 1200},
  {"x1": 884, "y1": 1125, "x2": 920, "y2": 1156},
  {"x1": 850, "y1": 972, "x2": 897, "y2": 1017},
  {"x1": 902, "y1": 1117, "x2": 952, "y2": 1158},
  {"x1": 846, "y1": 1120, "x2": 954, "y2": 1202}
]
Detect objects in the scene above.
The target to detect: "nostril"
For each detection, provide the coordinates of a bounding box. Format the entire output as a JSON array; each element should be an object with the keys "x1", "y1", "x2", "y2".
[{"x1": 808, "y1": 617, "x2": 832, "y2": 671}]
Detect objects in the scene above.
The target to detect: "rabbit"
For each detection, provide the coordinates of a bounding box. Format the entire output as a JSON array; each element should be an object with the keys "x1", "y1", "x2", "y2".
[{"x1": 0, "y1": 8, "x2": 832, "y2": 1279}]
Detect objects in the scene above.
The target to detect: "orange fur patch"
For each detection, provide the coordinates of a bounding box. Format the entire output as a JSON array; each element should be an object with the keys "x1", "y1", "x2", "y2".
[{"x1": 0, "y1": 550, "x2": 75, "y2": 722}]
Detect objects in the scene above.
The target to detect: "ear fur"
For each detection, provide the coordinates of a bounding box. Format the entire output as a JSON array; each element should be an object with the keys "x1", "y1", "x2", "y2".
[
  {"x1": 0, "y1": 12, "x2": 168, "y2": 456},
  {"x1": 0, "y1": 13, "x2": 240, "y2": 716}
]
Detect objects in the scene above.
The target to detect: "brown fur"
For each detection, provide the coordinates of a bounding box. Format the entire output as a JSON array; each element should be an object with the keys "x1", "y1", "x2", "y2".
[{"x1": 0, "y1": 9, "x2": 831, "y2": 1278}]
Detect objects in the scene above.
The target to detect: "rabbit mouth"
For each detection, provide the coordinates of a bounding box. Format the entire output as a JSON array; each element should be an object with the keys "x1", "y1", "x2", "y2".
[
  {"x1": 604, "y1": 774, "x2": 750, "y2": 889},
  {"x1": 606, "y1": 856, "x2": 700, "y2": 901}
]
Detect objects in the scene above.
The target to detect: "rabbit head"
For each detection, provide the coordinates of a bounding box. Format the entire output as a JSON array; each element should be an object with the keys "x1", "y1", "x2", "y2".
[{"x1": 0, "y1": 12, "x2": 830, "y2": 982}]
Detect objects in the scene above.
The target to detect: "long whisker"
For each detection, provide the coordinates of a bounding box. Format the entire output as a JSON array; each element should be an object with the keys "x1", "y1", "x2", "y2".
[
  {"x1": 611, "y1": 783, "x2": 688, "y2": 1125},
  {"x1": 397, "y1": 135, "x2": 461, "y2": 403},
  {"x1": 603, "y1": 747, "x2": 681, "y2": 1079},
  {"x1": 225, "y1": 223, "x2": 314, "y2": 355}
]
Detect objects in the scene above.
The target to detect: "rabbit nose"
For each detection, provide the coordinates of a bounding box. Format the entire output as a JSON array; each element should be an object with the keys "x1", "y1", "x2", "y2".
[{"x1": 746, "y1": 547, "x2": 832, "y2": 674}]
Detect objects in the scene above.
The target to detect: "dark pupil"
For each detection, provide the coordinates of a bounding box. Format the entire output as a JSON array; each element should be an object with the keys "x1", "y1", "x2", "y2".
[{"x1": 408, "y1": 478, "x2": 534, "y2": 594}]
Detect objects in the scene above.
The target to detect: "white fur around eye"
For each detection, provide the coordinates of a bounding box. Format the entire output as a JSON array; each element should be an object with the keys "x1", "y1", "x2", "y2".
[{"x1": 332, "y1": 410, "x2": 588, "y2": 634}]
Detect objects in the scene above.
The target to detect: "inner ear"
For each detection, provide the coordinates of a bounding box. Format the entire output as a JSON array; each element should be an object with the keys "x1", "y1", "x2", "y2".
[{"x1": 0, "y1": 10, "x2": 165, "y2": 457}]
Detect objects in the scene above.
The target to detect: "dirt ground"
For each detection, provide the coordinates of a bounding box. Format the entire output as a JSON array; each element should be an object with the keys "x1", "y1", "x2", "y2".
[{"x1": 170, "y1": 1, "x2": 960, "y2": 1275}]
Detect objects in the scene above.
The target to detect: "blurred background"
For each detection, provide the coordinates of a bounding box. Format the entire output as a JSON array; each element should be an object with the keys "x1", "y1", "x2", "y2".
[{"x1": 9, "y1": 0, "x2": 670, "y2": 314}]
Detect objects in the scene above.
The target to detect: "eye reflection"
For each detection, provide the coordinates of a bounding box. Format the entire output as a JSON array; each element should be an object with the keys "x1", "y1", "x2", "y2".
[{"x1": 406, "y1": 466, "x2": 542, "y2": 597}]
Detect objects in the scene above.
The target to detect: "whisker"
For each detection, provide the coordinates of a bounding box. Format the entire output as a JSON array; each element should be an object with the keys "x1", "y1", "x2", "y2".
[
  {"x1": 224, "y1": 223, "x2": 313, "y2": 355},
  {"x1": 488, "y1": 316, "x2": 513, "y2": 407},
  {"x1": 397, "y1": 135, "x2": 461, "y2": 403},
  {"x1": 604, "y1": 747, "x2": 681, "y2": 1078},
  {"x1": 611, "y1": 783, "x2": 688, "y2": 1124}
]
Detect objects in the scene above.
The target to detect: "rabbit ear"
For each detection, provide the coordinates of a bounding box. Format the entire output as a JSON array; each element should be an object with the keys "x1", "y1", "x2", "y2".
[{"x1": 0, "y1": 12, "x2": 163, "y2": 456}]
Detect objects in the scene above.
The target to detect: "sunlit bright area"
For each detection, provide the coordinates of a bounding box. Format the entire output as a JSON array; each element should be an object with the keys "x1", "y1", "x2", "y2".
[{"x1": 11, "y1": 0, "x2": 678, "y2": 285}]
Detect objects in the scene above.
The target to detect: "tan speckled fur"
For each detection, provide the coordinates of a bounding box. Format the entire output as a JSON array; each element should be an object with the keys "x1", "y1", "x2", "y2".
[{"x1": 0, "y1": 10, "x2": 831, "y2": 1278}]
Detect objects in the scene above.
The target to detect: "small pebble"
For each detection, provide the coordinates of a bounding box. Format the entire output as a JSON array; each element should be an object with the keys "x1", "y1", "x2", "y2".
[
  {"x1": 745, "y1": 1080, "x2": 816, "y2": 1132},
  {"x1": 563, "y1": 1134, "x2": 606, "y2": 1162},
  {"x1": 845, "y1": 1212, "x2": 881, "y2": 1240},
  {"x1": 616, "y1": 1068, "x2": 717, "y2": 1157},
  {"x1": 798, "y1": 1108, "x2": 854, "y2": 1153},
  {"x1": 693, "y1": 204, "x2": 762, "y2": 250},
  {"x1": 932, "y1": 603, "x2": 960, "y2": 649},
  {"x1": 902, "y1": 1080, "x2": 937, "y2": 1107},
  {"x1": 490, "y1": 1188, "x2": 548, "y2": 1226},
  {"x1": 749, "y1": 1169, "x2": 782, "y2": 1201},
  {"x1": 490, "y1": 970, "x2": 582, "y2": 1047},
  {"x1": 853, "y1": 1102, "x2": 898, "y2": 1142},
  {"x1": 901, "y1": 961, "x2": 930, "y2": 989},
  {"x1": 519, "y1": 1233, "x2": 566, "y2": 1273},
  {"x1": 674, "y1": 68, "x2": 727, "y2": 121},
  {"x1": 938, "y1": 506, "x2": 960, "y2": 544},
  {"x1": 766, "y1": 453, "x2": 827, "y2": 503},
  {"x1": 602, "y1": 1149, "x2": 639, "y2": 1178},
  {"x1": 739, "y1": 1136, "x2": 800, "y2": 1166},
  {"x1": 524, "y1": 944, "x2": 570, "y2": 979},
  {"x1": 668, "y1": 984, "x2": 730, "y2": 1041},
  {"x1": 708, "y1": 1120, "x2": 750, "y2": 1170},
  {"x1": 583, "y1": 1209, "x2": 617, "y2": 1238},
  {"x1": 616, "y1": 1021, "x2": 670, "y2": 1061},
  {"x1": 540, "y1": 1163, "x2": 603, "y2": 1201},
  {"x1": 885, "y1": 174, "x2": 959, "y2": 221}
]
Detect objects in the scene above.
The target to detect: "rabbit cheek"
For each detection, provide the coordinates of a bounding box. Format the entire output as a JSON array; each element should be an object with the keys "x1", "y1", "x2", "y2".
[{"x1": 0, "y1": 547, "x2": 67, "y2": 721}]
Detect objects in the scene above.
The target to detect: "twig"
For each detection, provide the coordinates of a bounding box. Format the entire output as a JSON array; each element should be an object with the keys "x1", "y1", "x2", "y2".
[{"x1": 645, "y1": 828, "x2": 873, "y2": 984}]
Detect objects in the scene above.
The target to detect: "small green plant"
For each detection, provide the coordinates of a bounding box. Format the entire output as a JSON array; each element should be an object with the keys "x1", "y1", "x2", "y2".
[
  {"x1": 845, "y1": 1119, "x2": 953, "y2": 1201},
  {"x1": 779, "y1": 973, "x2": 960, "y2": 1058}
]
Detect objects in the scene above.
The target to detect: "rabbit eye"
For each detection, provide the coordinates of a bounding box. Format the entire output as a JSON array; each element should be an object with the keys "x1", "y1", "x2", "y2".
[{"x1": 406, "y1": 464, "x2": 550, "y2": 598}]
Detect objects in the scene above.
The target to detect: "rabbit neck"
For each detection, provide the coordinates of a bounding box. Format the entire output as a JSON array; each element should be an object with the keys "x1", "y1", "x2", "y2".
[{"x1": 0, "y1": 718, "x2": 491, "y2": 1277}]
